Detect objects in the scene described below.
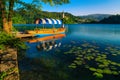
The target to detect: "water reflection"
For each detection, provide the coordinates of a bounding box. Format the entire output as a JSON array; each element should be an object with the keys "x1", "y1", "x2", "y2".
[
  {"x1": 36, "y1": 41, "x2": 61, "y2": 51},
  {"x1": 67, "y1": 24, "x2": 120, "y2": 45},
  {"x1": 26, "y1": 33, "x2": 65, "y2": 54},
  {"x1": 18, "y1": 24, "x2": 120, "y2": 80}
]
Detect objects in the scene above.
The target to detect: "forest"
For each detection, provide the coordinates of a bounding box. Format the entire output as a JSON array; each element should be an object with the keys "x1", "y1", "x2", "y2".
[
  {"x1": 11, "y1": 10, "x2": 120, "y2": 24},
  {"x1": 12, "y1": 9, "x2": 90, "y2": 24},
  {"x1": 98, "y1": 15, "x2": 120, "y2": 24}
]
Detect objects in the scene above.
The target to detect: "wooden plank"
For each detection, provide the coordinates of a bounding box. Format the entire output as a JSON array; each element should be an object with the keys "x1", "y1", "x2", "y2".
[{"x1": 16, "y1": 33, "x2": 34, "y2": 38}]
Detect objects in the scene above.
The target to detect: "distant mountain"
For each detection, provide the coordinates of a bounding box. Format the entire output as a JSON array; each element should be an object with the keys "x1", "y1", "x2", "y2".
[
  {"x1": 98, "y1": 15, "x2": 120, "y2": 24},
  {"x1": 79, "y1": 14, "x2": 112, "y2": 21}
]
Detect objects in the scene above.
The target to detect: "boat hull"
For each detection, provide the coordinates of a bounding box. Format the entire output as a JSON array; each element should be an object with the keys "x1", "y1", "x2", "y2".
[{"x1": 26, "y1": 28, "x2": 66, "y2": 37}]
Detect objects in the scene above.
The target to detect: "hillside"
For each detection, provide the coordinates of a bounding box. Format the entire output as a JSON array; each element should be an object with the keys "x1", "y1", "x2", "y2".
[
  {"x1": 13, "y1": 9, "x2": 120, "y2": 24},
  {"x1": 13, "y1": 10, "x2": 84, "y2": 24},
  {"x1": 98, "y1": 15, "x2": 120, "y2": 24},
  {"x1": 80, "y1": 14, "x2": 111, "y2": 21}
]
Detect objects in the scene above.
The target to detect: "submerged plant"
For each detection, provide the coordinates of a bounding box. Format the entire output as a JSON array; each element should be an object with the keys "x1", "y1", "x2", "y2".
[{"x1": 64, "y1": 42, "x2": 120, "y2": 79}]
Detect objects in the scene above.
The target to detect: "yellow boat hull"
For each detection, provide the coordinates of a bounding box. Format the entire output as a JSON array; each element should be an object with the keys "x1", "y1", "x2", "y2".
[{"x1": 26, "y1": 28, "x2": 66, "y2": 35}]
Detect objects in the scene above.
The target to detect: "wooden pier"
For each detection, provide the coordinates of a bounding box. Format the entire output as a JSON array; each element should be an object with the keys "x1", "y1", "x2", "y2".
[{"x1": 15, "y1": 33, "x2": 34, "y2": 38}]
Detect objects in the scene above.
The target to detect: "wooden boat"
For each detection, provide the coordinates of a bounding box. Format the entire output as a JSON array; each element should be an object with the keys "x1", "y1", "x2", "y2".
[
  {"x1": 26, "y1": 28, "x2": 66, "y2": 36},
  {"x1": 26, "y1": 18, "x2": 66, "y2": 37},
  {"x1": 28, "y1": 33, "x2": 66, "y2": 43}
]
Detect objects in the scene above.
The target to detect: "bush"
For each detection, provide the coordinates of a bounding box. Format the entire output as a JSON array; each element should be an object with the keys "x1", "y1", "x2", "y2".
[{"x1": 0, "y1": 31, "x2": 27, "y2": 50}]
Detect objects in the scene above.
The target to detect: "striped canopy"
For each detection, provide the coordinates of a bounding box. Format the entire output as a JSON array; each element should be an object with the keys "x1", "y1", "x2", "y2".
[{"x1": 35, "y1": 18, "x2": 62, "y2": 24}]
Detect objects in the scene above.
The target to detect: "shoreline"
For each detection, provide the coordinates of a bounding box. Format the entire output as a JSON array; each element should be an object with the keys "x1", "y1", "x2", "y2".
[{"x1": 0, "y1": 48, "x2": 20, "y2": 80}]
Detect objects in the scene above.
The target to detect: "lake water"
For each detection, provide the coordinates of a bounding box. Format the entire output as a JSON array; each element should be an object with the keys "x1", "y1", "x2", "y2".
[{"x1": 17, "y1": 24, "x2": 120, "y2": 80}]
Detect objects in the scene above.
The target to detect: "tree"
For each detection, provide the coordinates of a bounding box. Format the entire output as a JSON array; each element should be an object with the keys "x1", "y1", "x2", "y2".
[
  {"x1": 0, "y1": 0, "x2": 69, "y2": 33},
  {"x1": 0, "y1": 0, "x2": 15, "y2": 33}
]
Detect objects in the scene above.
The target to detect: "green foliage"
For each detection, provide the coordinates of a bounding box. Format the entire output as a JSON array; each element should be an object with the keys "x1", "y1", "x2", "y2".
[
  {"x1": 63, "y1": 17, "x2": 75, "y2": 24},
  {"x1": 12, "y1": 14, "x2": 26, "y2": 24},
  {"x1": 0, "y1": 72, "x2": 7, "y2": 80},
  {"x1": 13, "y1": 0, "x2": 100, "y2": 24},
  {"x1": 40, "y1": 0, "x2": 70, "y2": 5},
  {"x1": 0, "y1": 31, "x2": 27, "y2": 50},
  {"x1": 0, "y1": 5, "x2": 2, "y2": 29},
  {"x1": 0, "y1": 68, "x2": 17, "y2": 80},
  {"x1": 13, "y1": 0, "x2": 71, "y2": 24},
  {"x1": 14, "y1": 9, "x2": 81, "y2": 24},
  {"x1": 0, "y1": 44, "x2": 5, "y2": 50}
]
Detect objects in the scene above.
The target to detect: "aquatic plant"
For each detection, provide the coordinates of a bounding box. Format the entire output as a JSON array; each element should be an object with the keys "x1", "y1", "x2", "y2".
[
  {"x1": 89, "y1": 67, "x2": 97, "y2": 72},
  {"x1": 93, "y1": 72, "x2": 103, "y2": 78},
  {"x1": 64, "y1": 42, "x2": 120, "y2": 79}
]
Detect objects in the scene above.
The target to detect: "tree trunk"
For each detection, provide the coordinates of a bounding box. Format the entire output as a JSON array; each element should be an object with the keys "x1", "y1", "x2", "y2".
[
  {"x1": 0, "y1": 0, "x2": 2, "y2": 28},
  {"x1": 0, "y1": 0, "x2": 9, "y2": 33},
  {"x1": 8, "y1": 0, "x2": 14, "y2": 32}
]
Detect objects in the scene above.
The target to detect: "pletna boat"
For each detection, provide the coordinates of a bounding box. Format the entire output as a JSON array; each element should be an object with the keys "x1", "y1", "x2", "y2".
[{"x1": 26, "y1": 18, "x2": 66, "y2": 37}]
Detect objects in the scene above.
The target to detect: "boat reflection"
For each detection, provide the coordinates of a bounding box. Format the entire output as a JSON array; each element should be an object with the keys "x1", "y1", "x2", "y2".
[{"x1": 28, "y1": 34, "x2": 66, "y2": 51}]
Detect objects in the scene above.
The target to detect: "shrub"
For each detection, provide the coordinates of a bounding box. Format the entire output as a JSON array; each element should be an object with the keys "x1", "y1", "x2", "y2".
[{"x1": 0, "y1": 31, "x2": 27, "y2": 50}]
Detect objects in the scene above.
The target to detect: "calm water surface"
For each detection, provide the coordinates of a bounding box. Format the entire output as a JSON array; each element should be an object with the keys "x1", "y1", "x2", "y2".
[{"x1": 17, "y1": 24, "x2": 120, "y2": 80}]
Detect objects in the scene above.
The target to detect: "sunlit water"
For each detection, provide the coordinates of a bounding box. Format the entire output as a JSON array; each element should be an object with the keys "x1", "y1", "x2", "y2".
[{"x1": 16, "y1": 24, "x2": 120, "y2": 80}]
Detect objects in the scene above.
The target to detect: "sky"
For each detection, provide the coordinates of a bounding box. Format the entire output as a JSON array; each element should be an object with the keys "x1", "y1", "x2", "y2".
[{"x1": 24, "y1": 0, "x2": 120, "y2": 16}]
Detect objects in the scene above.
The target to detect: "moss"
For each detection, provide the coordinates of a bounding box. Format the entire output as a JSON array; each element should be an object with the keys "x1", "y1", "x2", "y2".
[
  {"x1": 0, "y1": 72, "x2": 7, "y2": 80},
  {"x1": 0, "y1": 44, "x2": 5, "y2": 50}
]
